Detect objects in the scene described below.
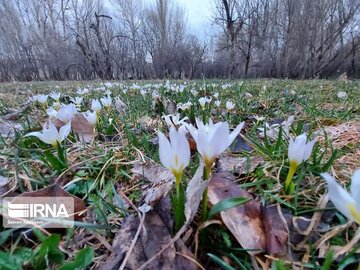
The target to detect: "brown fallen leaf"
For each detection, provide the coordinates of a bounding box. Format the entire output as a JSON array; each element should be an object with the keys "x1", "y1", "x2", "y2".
[
  {"x1": 71, "y1": 113, "x2": 94, "y2": 143},
  {"x1": 261, "y1": 204, "x2": 289, "y2": 257},
  {"x1": 100, "y1": 198, "x2": 197, "y2": 270},
  {"x1": 185, "y1": 162, "x2": 208, "y2": 223},
  {"x1": 17, "y1": 184, "x2": 86, "y2": 221},
  {"x1": 132, "y1": 161, "x2": 174, "y2": 184},
  {"x1": 207, "y1": 173, "x2": 266, "y2": 255},
  {"x1": 0, "y1": 120, "x2": 23, "y2": 138},
  {"x1": 217, "y1": 154, "x2": 264, "y2": 175},
  {"x1": 0, "y1": 176, "x2": 10, "y2": 196},
  {"x1": 2, "y1": 104, "x2": 30, "y2": 121}
]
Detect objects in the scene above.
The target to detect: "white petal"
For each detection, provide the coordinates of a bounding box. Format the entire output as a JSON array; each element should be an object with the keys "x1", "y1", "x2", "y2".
[
  {"x1": 209, "y1": 122, "x2": 229, "y2": 157},
  {"x1": 228, "y1": 122, "x2": 244, "y2": 147},
  {"x1": 59, "y1": 121, "x2": 72, "y2": 142},
  {"x1": 321, "y1": 173, "x2": 356, "y2": 221},
  {"x1": 351, "y1": 169, "x2": 360, "y2": 207},
  {"x1": 303, "y1": 139, "x2": 316, "y2": 161},
  {"x1": 158, "y1": 131, "x2": 172, "y2": 169}
]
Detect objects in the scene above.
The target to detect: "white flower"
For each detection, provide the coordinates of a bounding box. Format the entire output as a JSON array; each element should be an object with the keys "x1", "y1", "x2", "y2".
[
  {"x1": 46, "y1": 108, "x2": 58, "y2": 120},
  {"x1": 190, "y1": 89, "x2": 198, "y2": 97},
  {"x1": 140, "y1": 89, "x2": 147, "y2": 96},
  {"x1": 152, "y1": 91, "x2": 160, "y2": 100},
  {"x1": 70, "y1": 97, "x2": 83, "y2": 106},
  {"x1": 35, "y1": 94, "x2": 48, "y2": 104},
  {"x1": 214, "y1": 100, "x2": 221, "y2": 107},
  {"x1": 158, "y1": 126, "x2": 190, "y2": 178},
  {"x1": 288, "y1": 134, "x2": 316, "y2": 167},
  {"x1": 25, "y1": 121, "x2": 71, "y2": 147},
  {"x1": 184, "y1": 119, "x2": 244, "y2": 167},
  {"x1": 77, "y1": 88, "x2": 89, "y2": 95},
  {"x1": 258, "y1": 116, "x2": 294, "y2": 140},
  {"x1": 83, "y1": 111, "x2": 97, "y2": 126},
  {"x1": 56, "y1": 104, "x2": 78, "y2": 123},
  {"x1": 104, "y1": 82, "x2": 113, "y2": 88},
  {"x1": 198, "y1": 97, "x2": 211, "y2": 109},
  {"x1": 91, "y1": 99, "x2": 102, "y2": 113},
  {"x1": 321, "y1": 169, "x2": 360, "y2": 224},
  {"x1": 100, "y1": 95, "x2": 112, "y2": 107},
  {"x1": 244, "y1": 92, "x2": 253, "y2": 99},
  {"x1": 177, "y1": 102, "x2": 192, "y2": 111},
  {"x1": 50, "y1": 92, "x2": 61, "y2": 101},
  {"x1": 337, "y1": 91, "x2": 348, "y2": 99},
  {"x1": 213, "y1": 92, "x2": 219, "y2": 99},
  {"x1": 225, "y1": 100, "x2": 235, "y2": 110},
  {"x1": 162, "y1": 113, "x2": 189, "y2": 128}
]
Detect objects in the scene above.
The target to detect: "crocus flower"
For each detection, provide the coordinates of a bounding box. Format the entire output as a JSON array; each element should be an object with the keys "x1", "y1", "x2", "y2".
[
  {"x1": 177, "y1": 102, "x2": 192, "y2": 111},
  {"x1": 100, "y1": 95, "x2": 112, "y2": 107},
  {"x1": 83, "y1": 111, "x2": 97, "y2": 127},
  {"x1": 56, "y1": 104, "x2": 78, "y2": 123},
  {"x1": 50, "y1": 92, "x2": 61, "y2": 101},
  {"x1": 35, "y1": 94, "x2": 48, "y2": 104},
  {"x1": 198, "y1": 97, "x2": 211, "y2": 109},
  {"x1": 46, "y1": 108, "x2": 58, "y2": 120},
  {"x1": 226, "y1": 100, "x2": 235, "y2": 110},
  {"x1": 288, "y1": 134, "x2": 316, "y2": 167},
  {"x1": 215, "y1": 100, "x2": 221, "y2": 107},
  {"x1": 91, "y1": 99, "x2": 102, "y2": 113},
  {"x1": 158, "y1": 126, "x2": 190, "y2": 185},
  {"x1": 285, "y1": 133, "x2": 316, "y2": 193},
  {"x1": 162, "y1": 113, "x2": 189, "y2": 128},
  {"x1": 70, "y1": 96, "x2": 83, "y2": 106},
  {"x1": 25, "y1": 121, "x2": 71, "y2": 147},
  {"x1": 213, "y1": 92, "x2": 219, "y2": 99},
  {"x1": 321, "y1": 170, "x2": 360, "y2": 224},
  {"x1": 184, "y1": 118, "x2": 244, "y2": 169}
]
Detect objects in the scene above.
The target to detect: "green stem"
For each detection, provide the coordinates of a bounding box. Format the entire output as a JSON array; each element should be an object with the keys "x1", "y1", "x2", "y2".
[
  {"x1": 174, "y1": 173, "x2": 185, "y2": 231},
  {"x1": 285, "y1": 162, "x2": 298, "y2": 194},
  {"x1": 202, "y1": 163, "x2": 212, "y2": 222}
]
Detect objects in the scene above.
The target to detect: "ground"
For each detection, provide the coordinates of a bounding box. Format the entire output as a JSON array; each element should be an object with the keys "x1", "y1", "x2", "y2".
[{"x1": 0, "y1": 79, "x2": 359, "y2": 269}]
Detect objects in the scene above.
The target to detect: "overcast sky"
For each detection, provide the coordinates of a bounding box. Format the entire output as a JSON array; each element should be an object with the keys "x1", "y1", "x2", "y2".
[{"x1": 176, "y1": 0, "x2": 214, "y2": 39}]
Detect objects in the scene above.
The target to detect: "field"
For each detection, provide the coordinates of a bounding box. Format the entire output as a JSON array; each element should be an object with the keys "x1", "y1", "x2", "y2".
[{"x1": 0, "y1": 79, "x2": 360, "y2": 269}]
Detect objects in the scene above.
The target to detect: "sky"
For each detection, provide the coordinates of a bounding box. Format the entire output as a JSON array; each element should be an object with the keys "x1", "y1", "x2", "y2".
[{"x1": 176, "y1": 0, "x2": 214, "y2": 39}]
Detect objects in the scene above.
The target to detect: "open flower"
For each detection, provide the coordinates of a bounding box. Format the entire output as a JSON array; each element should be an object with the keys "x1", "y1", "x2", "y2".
[
  {"x1": 70, "y1": 96, "x2": 83, "y2": 106},
  {"x1": 91, "y1": 99, "x2": 102, "y2": 113},
  {"x1": 83, "y1": 111, "x2": 97, "y2": 127},
  {"x1": 321, "y1": 170, "x2": 360, "y2": 224},
  {"x1": 198, "y1": 97, "x2": 211, "y2": 109},
  {"x1": 162, "y1": 113, "x2": 189, "y2": 128},
  {"x1": 158, "y1": 126, "x2": 190, "y2": 182},
  {"x1": 184, "y1": 118, "x2": 244, "y2": 168},
  {"x1": 35, "y1": 94, "x2": 48, "y2": 104},
  {"x1": 56, "y1": 104, "x2": 78, "y2": 123},
  {"x1": 288, "y1": 134, "x2": 316, "y2": 167},
  {"x1": 226, "y1": 100, "x2": 235, "y2": 110},
  {"x1": 25, "y1": 121, "x2": 71, "y2": 147},
  {"x1": 50, "y1": 92, "x2": 61, "y2": 102},
  {"x1": 100, "y1": 95, "x2": 112, "y2": 107}
]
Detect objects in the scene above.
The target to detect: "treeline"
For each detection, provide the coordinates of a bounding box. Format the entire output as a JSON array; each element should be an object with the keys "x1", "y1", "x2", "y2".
[{"x1": 0, "y1": 0, "x2": 359, "y2": 82}]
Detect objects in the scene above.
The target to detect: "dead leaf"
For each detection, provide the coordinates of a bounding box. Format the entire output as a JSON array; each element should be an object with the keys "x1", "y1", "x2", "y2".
[
  {"x1": 132, "y1": 161, "x2": 174, "y2": 184},
  {"x1": 230, "y1": 135, "x2": 253, "y2": 152},
  {"x1": 0, "y1": 120, "x2": 23, "y2": 138},
  {"x1": 101, "y1": 198, "x2": 197, "y2": 270},
  {"x1": 17, "y1": 184, "x2": 86, "y2": 221},
  {"x1": 261, "y1": 204, "x2": 289, "y2": 257},
  {"x1": 0, "y1": 176, "x2": 10, "y2": 196},
  {"x1": 71, "y1": 114, "x2": 94, "y2": 143},
  {"x1": 207, "y1": 173, "x2": 266, "y2": 255},
  {"x1": 2, "y1": 104, "x2": 30, "y2": 121},
  {"x1": 217, "y1": 154, "x2": 264, "y2": 175},
  {"x1": 184, "y1": 162, "x2": 208, "y2": 223}
]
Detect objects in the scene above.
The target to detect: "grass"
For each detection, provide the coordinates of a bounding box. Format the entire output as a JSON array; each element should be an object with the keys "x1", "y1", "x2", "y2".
[{"x1": 0, "y1": 79, "x2": 360, "y2": 269}]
